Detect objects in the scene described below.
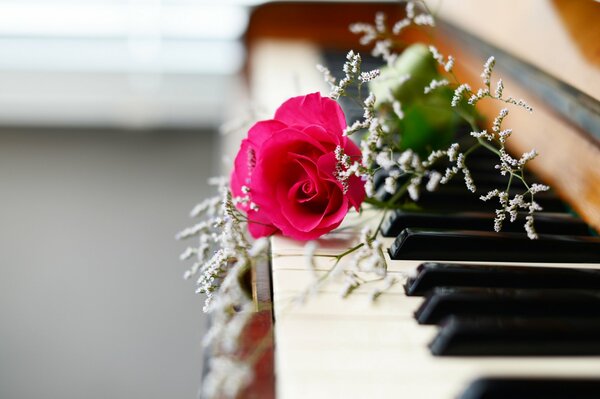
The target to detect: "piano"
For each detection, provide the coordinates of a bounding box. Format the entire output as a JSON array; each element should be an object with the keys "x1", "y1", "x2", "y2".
[{"x1": 221, "y1": 1, "x2": 600, "y2": 398}]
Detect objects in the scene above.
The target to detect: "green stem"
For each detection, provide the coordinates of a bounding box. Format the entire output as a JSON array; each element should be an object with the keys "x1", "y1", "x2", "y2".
[
  {"x1": 334, "y1": 243, "x2": 365, "y2": 262},
  {"x1": 477, "y1": 137, "x2": 501, "y2": 156},
  {"x1": 507, "y1": 171, "x2": 514, "y2": 189},
  {"x1": 331, "y1": 207, "x2": 389, "y2": 265},
  {"x1": 463, "y1": 142, "x2": 482, "y2": 157},
  {"x1": 387, "y1": 180, "x2": 410, "y2": 206},
  {"x1": 364, "y1": 197, "x2": 392, "y2": 208}
]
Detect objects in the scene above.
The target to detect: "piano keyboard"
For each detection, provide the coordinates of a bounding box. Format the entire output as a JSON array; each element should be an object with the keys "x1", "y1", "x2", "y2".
[
  {"x1": 270, "y1": 207, "x2": 600, "y2": 398},
  {"x1": 269, "y1": 47, "x2": 600, "y2": 399},
  {"x1": 240, "y1": 4, "x2": 600, "y2": 396}
]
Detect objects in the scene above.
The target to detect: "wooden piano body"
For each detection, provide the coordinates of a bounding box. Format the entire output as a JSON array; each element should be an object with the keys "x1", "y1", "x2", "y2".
[{"x1": 226, "y1": 1, "x2": 600, "y2": 398}]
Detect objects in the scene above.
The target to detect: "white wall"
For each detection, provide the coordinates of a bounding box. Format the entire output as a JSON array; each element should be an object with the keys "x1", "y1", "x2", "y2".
[
  {"x1": 0, "y1": 128, "x2": 217, "y2": 398},
  {"x1": 0, "y1": 2, "x2": 249, "y2": 129}
]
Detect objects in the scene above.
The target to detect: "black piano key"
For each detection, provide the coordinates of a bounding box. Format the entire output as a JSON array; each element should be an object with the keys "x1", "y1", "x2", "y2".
[
  {"x1": 459, "y1": 377, "x2": 600, "y2": 399},
  {"x1": 381, "y1": 210, "x2": 591, "y2": 237},
  {"x1": 375, "y1": 183, "x2": 565, "y2": 212},
  {"x1": 374, "y1": 166, "x2": 530, "y2": 191},
  {"x1": 375, "y1": 186, "x2": 565, "y2": 212},
  {"x1": 415, "y1": 287, "x2": 600, "y2": 325},
  {"x1": 374, "y1": 167, "x2": 533, "y2": 193},
  {"x1": 459, "y1": 145, "x2": 500, "y2": 162},
  {"x1": 441, "y1": 172, "x2": 528, "y2": 189},
  {"x1": 405, "y1": 263, "x2": 600, "y2": 296},
  {"x1": 416, "y1": 187, "x2": 566, "y2": 213},
  {"x1": 426, "y1": 140, "x2": 536, "y2": 176},
  {"x1": 429, "y1": 316, "x2": 600, "y2": 356},
  {"x1": 389, "y1": 228, "x2": 600, "y2": 263}
]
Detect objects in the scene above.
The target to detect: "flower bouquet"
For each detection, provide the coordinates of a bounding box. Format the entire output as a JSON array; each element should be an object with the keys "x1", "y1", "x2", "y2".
[{"x1": 178, "y1": 2, "x2": 551, "y2": 397}]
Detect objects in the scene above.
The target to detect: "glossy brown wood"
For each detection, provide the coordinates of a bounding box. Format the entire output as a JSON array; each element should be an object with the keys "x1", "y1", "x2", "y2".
[
  {"x1": 238, "y1": 257, "x2": 275, "y2": 399},
  {"x1": 427, "y1": 0, "x2": 600, "y2": 101},
  {"x1": 431, "y1": 25, "x2": 600, "y2": 232},
  {"x1": 237, "y1": 309, "x2": 275, "y2": 399},
  {"x1": 426, "y1": 0, "x2": 600, "y2": 231},
  {"x1": 246, "y1": 2, "x2": 407, "y2": 50}
]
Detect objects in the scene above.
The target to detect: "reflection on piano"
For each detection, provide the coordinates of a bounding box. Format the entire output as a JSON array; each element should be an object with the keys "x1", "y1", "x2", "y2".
[{"x1": 231, "y1": 1, "x2": 600, "y2": 398}]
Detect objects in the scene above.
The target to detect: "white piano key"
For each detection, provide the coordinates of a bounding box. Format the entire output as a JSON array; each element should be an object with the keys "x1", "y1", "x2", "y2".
[{"x1": 271, "y1": 211, "x2": 600, "y2": 399}]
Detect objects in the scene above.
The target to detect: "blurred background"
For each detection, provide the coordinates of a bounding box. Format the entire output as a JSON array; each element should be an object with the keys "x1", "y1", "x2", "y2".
[
  {"x1": 0, "y1": 0, "x2": 259, "y2": 398},
  {"x1": 1, "y1": 0, "x2": 598, "y2": 398}
]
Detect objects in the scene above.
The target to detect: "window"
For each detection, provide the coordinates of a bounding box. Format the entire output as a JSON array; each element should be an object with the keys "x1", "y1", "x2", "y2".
[{"x1": 0, "y1": 1, "x2": 253, "y2": 128}]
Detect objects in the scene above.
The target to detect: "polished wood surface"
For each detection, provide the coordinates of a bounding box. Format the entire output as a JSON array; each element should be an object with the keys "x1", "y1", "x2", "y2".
[
  {"x1": 431, "y1": 24, "x2": 600, "y2": 232},
  {"x1": 246, "y1": 3, "x2": 406, "y2": 51},
  {"x1": 427, "y1": 0, "x2": 600, "y2": 100},
  {"x1": 238, "y1": 259, "x2": 276, "y2": 399}
]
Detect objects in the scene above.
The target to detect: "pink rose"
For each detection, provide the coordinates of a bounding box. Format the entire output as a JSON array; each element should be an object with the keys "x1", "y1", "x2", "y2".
[{"x1": 230, "y1": 92, "x2": 365, "y2": 240}]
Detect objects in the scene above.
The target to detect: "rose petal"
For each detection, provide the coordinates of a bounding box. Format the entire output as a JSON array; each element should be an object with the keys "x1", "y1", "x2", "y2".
[
  {"x1": 342, "y1": 136, "x2": 367, "y2": 209},
  {"x1": 317, "y1": 151, "x2": 365, "y2": 211},
  {"x1": 301, "y1": 125, "x2": 341, "y2": 151},
  {"x1": 342, "y1": 135, "x2": 362, "y2": 158},
  {"x1": 278, "y1": 155, "x2": 330, "y2": 233},
  {"x1": 316, "y1": 152, "x2": 340, "y2": 184},
  {"x1": 346, "y1": 174, "x2": 366, "y2": 210},
  {"x1": 231, "y1": 120, "x2": 287, "y2": 202},
  {"x1": 280, "y1": 184, "x2": 325, "y2": 232},
  {"x1": 230, "y1": 139, "x2": 252, "y2": 208},
  {"x1": 251, "y1": 128, "x2": 327, "y2": 202},
  {"x1": 274, "y1": 92, "x2": 347, "y2": 134},
  {"x1": 247, "y1": 119, "x2": 287, "y2": 148},
  {"x1": 246, "y1": 211, "x2": 279, "y2": 238},
  {"x1": 318, "y1": 188, "x2": 349, "y2": 228}
]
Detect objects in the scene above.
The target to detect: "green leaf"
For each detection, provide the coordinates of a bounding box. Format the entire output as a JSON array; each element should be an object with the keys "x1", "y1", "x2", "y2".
[{"x1": 369, "y1": 43, "x2": 477, "y2": 156}]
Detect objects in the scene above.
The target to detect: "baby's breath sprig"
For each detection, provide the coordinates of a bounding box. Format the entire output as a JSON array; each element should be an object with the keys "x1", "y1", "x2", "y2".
[
  {"x1": 178, "y1": 178, "x2": 271, "y2": 398},
  {"x1": 317, "y1": 50, "x2": 380, "y2": 101},
  {"x1": 350, "y1": 2, "x2": 434, "y2": 65},
  {"x1": 355, "y1": 22, "x2": 547, "y2": 238},
  {"x1": 350, "y1": 227, "x2": 387, "y2": 278},
  {"x1": 340, "y1": 226, "x2": 398, "y2": 299},
  {"x1": 317, "y1": 51, "x2": 390, "y2": 199},
  {"x1": 448, "y1": 54, "x2": 533, "y2": 113},
  {"x1": 300, "y1": 215, "x2": 400, "y2": 302},
  {"x1": 430, "y1": 46, "x2": 547, "y2": 238},
  {"x1": 325, "y1": 46, "x2": 474, "y2": 220},
  {"x1": 475, "y1": 107, "x2": 549, "y2": 238},
  {"x1": 336, "y1": 3, "x2": 473, "y2": 205}
]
